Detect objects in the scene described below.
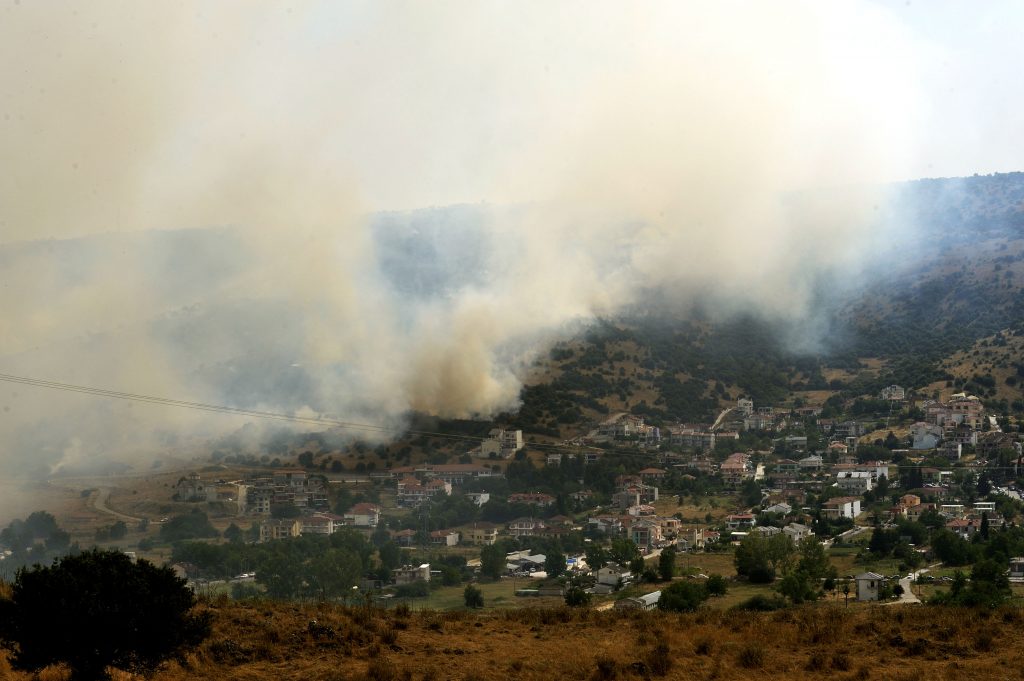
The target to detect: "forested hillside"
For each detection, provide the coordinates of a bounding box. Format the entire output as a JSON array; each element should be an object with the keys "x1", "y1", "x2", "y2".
[{"x1": 507, "y1": 173, "x2": 1024, "y2": 435}]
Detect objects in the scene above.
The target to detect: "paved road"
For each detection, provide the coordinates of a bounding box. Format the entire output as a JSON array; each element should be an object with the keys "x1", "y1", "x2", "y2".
[
  {"x1": 889, "y1": 565, "x2": 939, "y2": 605},
  {"x1": 711, "y1": 408, "x2": 734, "y2": 432}
]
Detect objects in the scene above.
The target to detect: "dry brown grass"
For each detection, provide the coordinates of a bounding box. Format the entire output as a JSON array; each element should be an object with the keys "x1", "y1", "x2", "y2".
[{"x1": 0, "y1": 600, "x2": 1018, "y2": 681}]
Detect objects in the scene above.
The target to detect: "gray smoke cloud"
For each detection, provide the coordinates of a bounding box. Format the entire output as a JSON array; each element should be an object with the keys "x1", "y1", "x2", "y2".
[{"x1": 0, "y1": 1, "x2": 974, "y2": 482}]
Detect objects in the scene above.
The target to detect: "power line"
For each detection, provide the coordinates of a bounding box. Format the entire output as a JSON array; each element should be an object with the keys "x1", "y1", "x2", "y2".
[
  {"x1": 0, "y1": 371, "x2": 578, "y2": 452},
  {"x1": 0, "y1": 371, "x2": 1017, "y2": 470}
]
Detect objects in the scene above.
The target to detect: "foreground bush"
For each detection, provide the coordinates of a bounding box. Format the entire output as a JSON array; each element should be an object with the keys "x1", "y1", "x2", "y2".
[{"x1": 0, "y1": 549, "x2": 210, "y2": 680}]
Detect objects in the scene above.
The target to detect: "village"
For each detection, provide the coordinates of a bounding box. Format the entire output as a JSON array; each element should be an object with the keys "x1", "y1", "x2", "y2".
[{"x1": 128, "y1": 384, "x2": 1024, "y2": 610}]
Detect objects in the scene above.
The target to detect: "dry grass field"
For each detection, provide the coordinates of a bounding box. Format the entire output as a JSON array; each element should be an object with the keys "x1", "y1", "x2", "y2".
[{"x1": 1, "y1": 599, "x2": 1020, "y2": 681}]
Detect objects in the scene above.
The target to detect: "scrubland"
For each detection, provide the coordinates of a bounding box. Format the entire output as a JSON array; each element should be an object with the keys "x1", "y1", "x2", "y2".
[{"x1": 1, "y1": 599, "x2": 1020, "y2": 681}]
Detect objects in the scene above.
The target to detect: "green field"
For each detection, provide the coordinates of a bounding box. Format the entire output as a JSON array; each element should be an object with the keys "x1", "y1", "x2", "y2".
[{"x1": 418, "y1": 579, "x2": 562, "y2": 610}]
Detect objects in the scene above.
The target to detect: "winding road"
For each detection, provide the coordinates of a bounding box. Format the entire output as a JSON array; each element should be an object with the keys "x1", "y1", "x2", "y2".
[{"x1": 89, "y1": 487, "x2": 144, "y2": 523}]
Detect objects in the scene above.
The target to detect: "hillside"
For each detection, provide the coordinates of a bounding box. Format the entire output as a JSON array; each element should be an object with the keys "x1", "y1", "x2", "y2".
[
  {"x1": 506, "y1": 173, "x2": 1024, "y2": 436},
  {"x1": 0, "y1": 600, "x2": 1018, "y2": 681}
]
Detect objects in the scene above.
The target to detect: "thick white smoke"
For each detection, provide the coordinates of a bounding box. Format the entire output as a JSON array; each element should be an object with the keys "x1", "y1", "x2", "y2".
[{"x1": 0, "y1": 1, "x2": 949, "y2": 479}]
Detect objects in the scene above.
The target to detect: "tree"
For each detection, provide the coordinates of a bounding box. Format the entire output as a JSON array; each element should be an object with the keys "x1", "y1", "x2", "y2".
[
  {"x1": 109, "y1": 521, "x2": 128, "y2": 541},
  {"x1": 464, "y1": 584, "x2": 484, "y2": 608},
  {"x1": 159, "y1": 510, "x2": 219, "y2": 542},
  {"x1": 480, "y1": 544, "x2": 505, "y2": 580},
  {"x1": 0, "y1": 549, "x2": 210, "y2": 681},
  {"x1": 659, "y1": 581, "x2": 708, "y2": 612},
  {"x1": 585, "y1": 544, "x2": 609, "y2": 571},
  {"x1": 256, "y1": 553, "x2": 304, "y2": 599},
  {"x1": 304, "y1": 550, "x2": 362, "y2": 600},
  {"x1": 223, "y1": 523, "x2": 244, "y2": 544},
  {"x1": 740, "y1": 479, "x2": 762, "y2": 508},
  {"x1": 610, "y1": 537, "x2": 641, "y2": 566},
  {"x1": 777, "y1": 571, "x2": 817, "y2": 604},
  {"x1": 706, "y1": 573, "x2": 728, "y2": 597},
  {"x1": 734, "y1": 533, "x2": 794, "y2": 583},
  {"x1": 545, "y1": 551, "x2": 566, "y2": 579},
  {"x1": 658, "y1": 547, "x2": 676, "y2": 582},
  {"x1": 564, "y1": 584, "x2": 591, "y2": 607},
  {"x1": 930, "y1": 529, "x2": 976, "y2": 566}
]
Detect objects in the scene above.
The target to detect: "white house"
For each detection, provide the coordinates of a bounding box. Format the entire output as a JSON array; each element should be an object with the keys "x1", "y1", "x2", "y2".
[
  {"x1": 822, "y1": 496, "x2": 862, "y2": 519},
  {"x1": 596, "y1": 565, "x2": 632, "y2": 587},
  {"x1": 393, "y1": 564, "x2": 431, "y2": 585},
  {"x1": 836, "y1": 471, "x2": 874, "y2": 494},
  {"x1": 911, "y1": 422, "x2": 943, "y2": 450},
  {"x1": 465, "y1": 492, "x2": 490, "y2": 507},
  {"x1": 855, "y1": 572, "x2": 884, "y2": 601},
  {"x1": 343, "y1": 503, "x2": 380, "y2": 528},
  {"x1": 783, "y1": 523, "x2": 813, "y2": 544}
]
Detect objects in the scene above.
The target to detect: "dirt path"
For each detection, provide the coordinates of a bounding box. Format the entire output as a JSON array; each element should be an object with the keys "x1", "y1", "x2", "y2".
[{"x1": 90, "y1": 486, "x2": 144, "y2": 523}]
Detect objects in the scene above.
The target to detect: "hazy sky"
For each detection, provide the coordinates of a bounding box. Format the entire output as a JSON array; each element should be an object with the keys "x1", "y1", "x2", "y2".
[{"x1": 0, "y1": 0, "x2": 1021, "y2": 239}]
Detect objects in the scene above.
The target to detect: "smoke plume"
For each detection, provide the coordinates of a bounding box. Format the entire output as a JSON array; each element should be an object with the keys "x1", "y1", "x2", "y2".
[{"x1": 0, "y1": 1, "x2": 951, "y2": 477}]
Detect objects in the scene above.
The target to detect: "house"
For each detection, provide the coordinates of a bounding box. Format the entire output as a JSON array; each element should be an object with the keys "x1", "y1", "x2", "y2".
[
  {"x1": 300, "y1": 514, "x2": 340, "y2": 535},
  {"x1": 737, "y1": 398, "x2": 754, "y2": 416},
  {"x1": 465, "y1": 492, "x2": 490, "y2": 507},
  {"x1": 833, "y1": 421, "x2": 866, "y2": 439},
  {"x1": 946, "y1": 518, "x2": 982, "y2": 539},
  {"x1": 798, "y1": 455, "x2": 824, "y2": 471},
  {"x1": 753, "y1": 526, "x2": 781, "y2": 537},
  {"x1": 588, "y1": 516, "x2": 625, "y2": 536},
  {"x1": 774, "y1": 459, "x2": 799, "y2": 475},
  {"x1": 390, "y1": 463, "x2": 504, "y2": 486},
  {"x1": 721, "y1": 453, "x2": 753, "y2": 487},
  {"x1": 836, "y1": 471, "x2": 874, "y2": 494},
  {"x1": 822, "y1": 497, "x2": 862, "y2": 519},
  {"x1": 343, "y1": 503, "x2": 381, "y2": 528},
  {"x1": 546, "y1": 453, "x2": 563, "y2": 466},
  {"x1": 259, "y1": 519, "x2": 302, "y2": 542},
  {"x1": 615, "y1": 590, "x2": 661, "y2": 611},
  {"x1": 879, "y1": 385, "x2": 906, "y2": 401},
  {"x1": 392, "y1": 529, "x2": 417, "y2": 547},
  {"x1": 630, "y1": 519, "x2": 663, "y2": 551},
  {"x1": 429, "y1": 530, "x2": 460, "y2": 547},
  {"x1": 855, "y1": 573, "x2": 884, "y2": 602},
  {"x1": 764, "y1": 502, "x2": 792, "y2": 515},
  {"x1": 1010, "y1": 557, "x2": 1024, "y2": 579},
  {"x1": 393, "y1": 564, "x2": 430, "y2": 585},
  {"x1": 613, "y1": 484, "x2": 659, "y2": 508},
  {"x1": 547, "y1": 515, "x2": 574, "y2": 528},
  {"x1": 639, "y1": 468, "x2": 667, "y2": 482},
  {"x1": 743, "y1": 414, "x2": 774, "y2": 431},
  {"x1": 725, "y1": 513, "x2": 756, "y2": 530},
  {"x1": 596, "y1": 565, "x2": 632, "y2": 587},
  {"x1": 508, "y1": 492, "x2": 556, "y2": 508},
  {"x1": 687, "y1": 455, "x2": 716, "y2": 474},
  {"x1": 174, "y1": 472, "x2": 212, "y2": 502},
  {"x1": 826, "y1": 442, "x2": 849, "y2": 458},
  {"x1": 508, "y1": 517, "x2": 546, "y2": 537},
  {"x1": 480, "y1": 429, "x2": 524, "y2": 458},
  {"x1": 461, "y1": 522, "x2": 499, "y2": 546},
  {"x1": 905, "y1": 503, "x2": 937, "y2": 523},
  {"x1": 925, "y1": 393, "x2": 984, "y2": 430},
  {"x1": 783, "y1": 523, "x2": 813, "y2": 544},
  {"x1": 397, "y1": 477, "x2": 452, "y2": 507},
  {"x1": 895, "y1": 494, "x2": 921, "y2": 515},
  {"x1": 779, "y1": 436, "x2": 808, "y2": 452},
  {"x1": 911, "y1": 422, "x2": 943, "y2": 450}
]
